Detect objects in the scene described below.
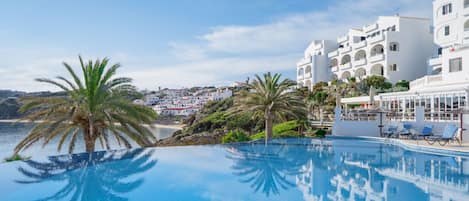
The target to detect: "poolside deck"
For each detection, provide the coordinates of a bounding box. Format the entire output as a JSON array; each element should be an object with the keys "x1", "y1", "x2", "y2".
[{"x1": 397, "y1": 139, "x2": 469, "y2": 153}]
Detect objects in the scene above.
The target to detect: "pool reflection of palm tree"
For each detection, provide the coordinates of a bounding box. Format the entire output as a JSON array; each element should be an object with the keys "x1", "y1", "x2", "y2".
[
  {"x1": 16, "y1": 149, "x2": 156, "y2": 201},
  {"x1": 226, "y1": 144, "x2": 305, "y2": 197}
]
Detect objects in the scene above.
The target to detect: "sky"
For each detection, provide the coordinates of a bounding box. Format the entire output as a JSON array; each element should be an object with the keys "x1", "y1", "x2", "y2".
[{"x1": 0, "y1": 0, "x2": 433, "y2": 92}]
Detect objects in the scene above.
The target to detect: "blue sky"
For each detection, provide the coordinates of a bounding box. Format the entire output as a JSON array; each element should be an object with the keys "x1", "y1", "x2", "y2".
[{"x1": 0, "y1": 0, "x2": 432, "y2": 91}]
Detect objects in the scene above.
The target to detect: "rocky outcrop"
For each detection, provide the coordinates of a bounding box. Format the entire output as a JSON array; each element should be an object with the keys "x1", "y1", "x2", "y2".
[{"x1": 155, "y1": 131, "x2": 224, "y2": 147}]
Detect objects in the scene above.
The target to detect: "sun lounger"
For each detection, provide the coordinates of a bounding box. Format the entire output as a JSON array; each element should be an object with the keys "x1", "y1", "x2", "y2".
[
  {"x1": 415, "y1": 125, "x2": 433, "y2": 139},
  {"x1": 398, "y1": 123, "x2": 413, "y2": 139},
  {"x1": 425, "y1": 124, "x2": 459, "y2": 146},
  {"x1": 383, "y1": 125, "x2": 398, "y2": 138}
]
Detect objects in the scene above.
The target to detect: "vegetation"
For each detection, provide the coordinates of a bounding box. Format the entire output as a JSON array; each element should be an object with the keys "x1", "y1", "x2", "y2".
[
  {"x1": 222, "y1": 130, "x2": 251, "y2": 144},
  {"x1": 251, "y1": 121, "x2": 303, "y2": 140},
  {"x1": 229, "y1": 73, "x2": 307, "y2": 143},
  {"x1": 15, "y1": 56, "x2": 157, "y2": 154}
]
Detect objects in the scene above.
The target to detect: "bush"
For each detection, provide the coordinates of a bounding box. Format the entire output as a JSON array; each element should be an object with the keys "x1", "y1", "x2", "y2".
[
  {"x1": 251, "y1": 121, "x2": 300, "y2": 140},
  {"x1": 222, "y1": 130, "x2": 251, "y2": 144},
  {"x1": 314, "y1": 129, "x2": 327, "y2": 138}
]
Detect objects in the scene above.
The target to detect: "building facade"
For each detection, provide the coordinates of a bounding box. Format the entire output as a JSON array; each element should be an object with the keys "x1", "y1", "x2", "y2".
[
  {"x1": 378, "y1": 0, "x2": 469, "y2": 122},
  {"x1": 329, "y1": 16, "x2": 435, "y2": 83},
  {"x1": 297, "y1": 40, "x2": 338, "y2": 89}
]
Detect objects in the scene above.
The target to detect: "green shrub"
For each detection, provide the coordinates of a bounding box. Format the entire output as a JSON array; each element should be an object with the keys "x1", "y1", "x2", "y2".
[
  {"x1": 251, "y1": 121, "x2": 300, "y2": 140},
  {"x1": 222, "y1": 130, "x2": 251, "y2": 144},
  {"x1": 314, "y1": 129, "x2": 327, "y2": 138}
]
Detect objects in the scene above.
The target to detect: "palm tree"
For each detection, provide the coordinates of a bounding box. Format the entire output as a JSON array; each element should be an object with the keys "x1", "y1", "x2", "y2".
[
  {"x1": 15, "y1": 56, "x2": 157, "y2": 154},
  {"x1": 16, "y1": 149, "x2": 157, "y2": 201},
  {"x1": 230, "y1": 73, "x2": 306, "y2": 143}
]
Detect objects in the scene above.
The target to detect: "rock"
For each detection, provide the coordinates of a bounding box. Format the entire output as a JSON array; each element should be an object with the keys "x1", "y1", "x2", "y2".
[{"x1": 155, "y1": 131, "x2": 224, "y2": 147}]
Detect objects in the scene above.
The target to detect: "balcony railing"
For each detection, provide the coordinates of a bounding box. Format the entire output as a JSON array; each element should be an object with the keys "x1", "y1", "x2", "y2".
[
  {"x1": 304, "y1": 72, "x2": 312, "y2": 78},
  {"x1": 368, "y1": 34, "x2": 384, "y2": 44},
  {"x1": 313, "y1": 43, "x2": 323, "y2": 50},
  {"x1": 297, "y1": 57, "x2": 312, "y2": 66},
  {"x1": 428, "y1": 56, "x2": 442, "y2": 66},
  {"x1": 409, "y1": 74, "x2": 443, "y2": 89},
  {"x1": 369, "y1": 54, "x2": 385, "y2": 63},
  {"x1": 339, "y1": 46, "x2": 352, "y2": 54},
  {"x1": 297, "y1": 75, "x2": 304, "y2": 80},
  {"x1": 340, "y1": 62, "x2": 352, "y2": 70},
  {"x1": 354, "y1": 59, "x2": 367, "y2": 67},
  {"x1": 331, "y1": 66, "x2": 339, "y2": 72},
  {"x1": 363, "y1": 23, "x2": 378, "y2": 33},
  {"x1": 328, "y1": 50, "x2": 339, "y2": 58},
  {"x1": 338, "y1": 35, "x2": 349, "y2": 43},
  {"x1": 353, "y1": 40, "x2": 367, "y2": 49}
]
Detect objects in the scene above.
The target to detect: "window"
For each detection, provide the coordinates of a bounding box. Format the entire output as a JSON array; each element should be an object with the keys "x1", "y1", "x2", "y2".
[
  {"x1": 444, "y1": 26, "x2": 450, "y2": 36},
  {"x1": 389, "y1": 43, "x2": 399, "y2": 51},
  {"x1": 437, "y1": 48, "x2": 443, "y2": 55},
  {"x1": 449, "y1": 58, "x2": 462, "y2": 72},
  {"x1": 442, "y1": 4, "x2": 452, "y2": 15},
  {"x1": 389, "y1": 64, "x2": 398, "y2": 72}
]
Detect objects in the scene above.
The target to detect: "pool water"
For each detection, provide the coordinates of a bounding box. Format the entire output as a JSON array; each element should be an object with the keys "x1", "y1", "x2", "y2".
[{"x1": 0, "y1": 138, "x2": 468, "y2": 201}]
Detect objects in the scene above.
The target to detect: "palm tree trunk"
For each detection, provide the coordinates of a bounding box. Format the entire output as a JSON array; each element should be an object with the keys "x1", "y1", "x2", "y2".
[
  {"x1": 265, "y1": 115, "x2": 273, "y2": 144},
  {"x1": 83, "y1": 130, "x2": 96, "y2": 153}
]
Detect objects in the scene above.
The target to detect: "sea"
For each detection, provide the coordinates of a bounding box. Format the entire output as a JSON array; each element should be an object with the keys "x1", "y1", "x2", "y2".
[{"x1": 0, "y1": 122, "x2": 179, "y2": 161}]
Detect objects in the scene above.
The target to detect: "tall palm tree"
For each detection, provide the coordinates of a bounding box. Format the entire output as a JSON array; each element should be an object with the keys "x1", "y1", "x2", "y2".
[
  {"x1": 15, "y1": 56, "x2": 157, "y2": 154},
  {"x1": 15, "y1": 149, "x2": 157, "y2": 201},
  {"x1": 230, "y1": 73, "x2": 306, "y2": 143}
]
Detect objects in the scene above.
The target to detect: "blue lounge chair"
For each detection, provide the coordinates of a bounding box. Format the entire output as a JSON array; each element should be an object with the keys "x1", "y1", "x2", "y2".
[
  {"x1": 415, "y1": 125, "x2": 433, "y2": 139},
  {"x1": 383, "y1": 125, "x2": 398, "y2": 138},
  {"x1": 425, "y1": 124, "x2": 459, "y2": 146},
  {"x1": 398, "y1": 123, "x2": 413, "y2": 139}
]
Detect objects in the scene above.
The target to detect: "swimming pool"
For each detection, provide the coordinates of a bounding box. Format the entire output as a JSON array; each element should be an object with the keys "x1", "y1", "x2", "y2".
[{"x1": 0, "y1": 138, "x2": 468, "y2": 201}]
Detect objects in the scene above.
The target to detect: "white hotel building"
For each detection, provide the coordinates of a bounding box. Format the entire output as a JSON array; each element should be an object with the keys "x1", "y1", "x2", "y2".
[
  {"x1": 297, "y1": 16, "x2": 435, "y2": 89},
  {"x1": 297, "y1": 40, "x2": 338, "y2": 88},
  {"x1": 334, "y1": 0, "x2": 469, "y2": 139},
  {"x1": 377, "y1": 0, "x2": 469, "y2": 122}
]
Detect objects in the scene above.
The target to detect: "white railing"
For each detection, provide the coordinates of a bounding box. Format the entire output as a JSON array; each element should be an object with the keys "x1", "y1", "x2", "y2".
[
  {"x1": 304, "y1": 72, "x2": 312, "y2": 78},
  {"x1": 428, "y1": 56, "x2": 442, "y2": 66},
  {"x1": 297, "y1": 57, "x2": 312, "y2": 66},
  {"x1": 313, "y1": 43, "x2": 323, "y2": 50},
  {"x1": 369, "y1": 54, "x2": 385, "y2": 63},
  {"x1": 409, "y1": 74, "x2": 443, "y2": 89},
  {"x1": 363, "y1": 23, "x2": 378, "y2": 33},
  {"x1": 338, "y1": 35, "x2": 349, "y2": 43},
  {"x1": 368, "y1": 34, "x2": 384, "y2": 44},
  {"x1": 353, "y1": 40, "x2": 367, "y2": 49},
  {"x1": 354, "y1": 59, "x2": 367, "y2": 66},
  {"x1": 464, "y1": 30, "x2": 469, "y2": 40},
  {"x1": 297, "y1": 75, "x2": 304, "y2": 80},
  {"x1": 339, "y1": 46, "x2": 352, "y2": 54},
  {"x1": 331, "y1": 66, "x2": 339, "y2": 72},
  {"x1": 340, "y1": 62, "x2": 352, "y2": 70},
  {"x1": 328, "y1": 50, "x2": 339, "y2": 58}
]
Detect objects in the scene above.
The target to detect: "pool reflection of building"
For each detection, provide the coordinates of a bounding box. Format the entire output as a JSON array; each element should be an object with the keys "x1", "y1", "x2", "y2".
[{"x1": 293, "y1": 140, "x2": 469, "y2": 201}]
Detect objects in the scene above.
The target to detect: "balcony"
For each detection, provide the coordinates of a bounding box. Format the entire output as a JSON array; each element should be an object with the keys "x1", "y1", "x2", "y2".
[
  {"x1": 328, "y1": 50, "x2": 339, "y2": 58},
  {"x1": 338, "y1": 35, "x2": 349, "y2": 43},
  {"x1": 304, "y1": 72, "x2": 312, "y2": 78},
  {"x1": 340, "y1": 62, "x2": 352, "y2": 70},
  {"x1": 465, "y1": 3, "x2": 469, "y2": 15},
  {"x1": 353, "y1": 40, "x2": 367, "y2": 50},
  {"x1": 338, "y1": 46, "x2": 352, "y2": 54},
  {"x1": 297, "y1": 57, "x2": 312, "y2": 66},
  {"x1": 410, "y1": 74, "x2": 443, "y2": 89},
  {"x1": 313, "y1": 43, "x2": 323, "y2": 50},
  {"x1": 428, "y1": 56, "x2": 442, "y2": 66},
  {"x1": 297, "y1": 74, "x2": 304, "y2": 80},
  {"x1": 369, "y1": 54, "x2": 385, "y2": 63},
  {"x1": 331, "y1": 66, "x2": 339, "y2": 72},
  {"x1": 363, "y1": 23, "x2": 378, "y2": 33},
  {"x1": 354, "y1": 59, "x2": 367, "y2": 67},
  {"x1": 368, "y1": 34, "x2": 384, "y2": 44}
]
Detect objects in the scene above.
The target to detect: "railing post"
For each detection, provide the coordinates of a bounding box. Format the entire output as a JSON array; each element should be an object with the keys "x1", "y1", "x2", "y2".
[{"x1": 415, "y1": 106, "x2": 425, "y2": 126}]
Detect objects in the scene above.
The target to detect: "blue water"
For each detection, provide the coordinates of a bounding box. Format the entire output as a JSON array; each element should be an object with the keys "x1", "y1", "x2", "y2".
[
  {"x1": 0, "y1": 122, "x2": 179, "y2": 160},
  {"x1": 0, "y1": 138, "x2": 468, "y2": 201}
]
